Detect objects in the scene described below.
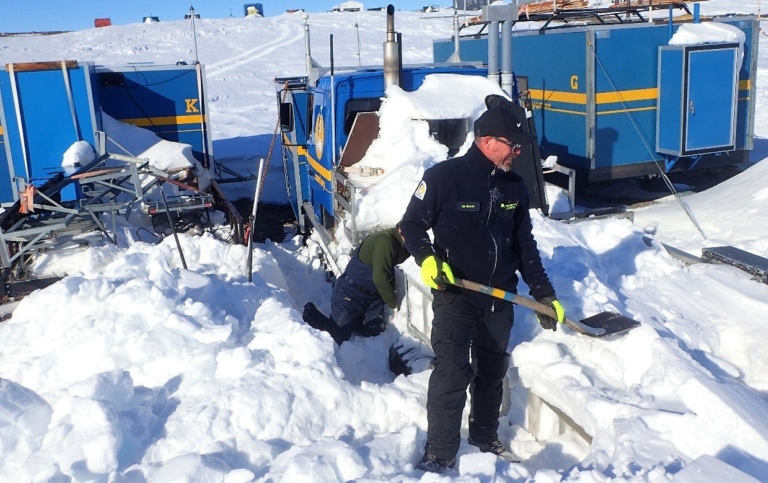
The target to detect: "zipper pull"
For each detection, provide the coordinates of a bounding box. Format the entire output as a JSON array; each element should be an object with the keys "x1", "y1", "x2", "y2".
[{"x1": 491, "y1": 300, "x2": 495, "y2": 312}]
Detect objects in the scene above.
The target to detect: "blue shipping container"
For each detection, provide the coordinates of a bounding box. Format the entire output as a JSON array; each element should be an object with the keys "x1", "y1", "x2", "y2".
[
  {"x1": 0, "y1": 60, "x2": 101, "y2": 202},
  {"x1": 433, "y1": 16, "x2": 758, "y2": 182}
]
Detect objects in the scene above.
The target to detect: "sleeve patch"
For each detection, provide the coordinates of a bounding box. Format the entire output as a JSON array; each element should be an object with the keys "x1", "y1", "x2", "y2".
[{"x1": 414, "y1": 180, "x2": 427, "y2": 200}]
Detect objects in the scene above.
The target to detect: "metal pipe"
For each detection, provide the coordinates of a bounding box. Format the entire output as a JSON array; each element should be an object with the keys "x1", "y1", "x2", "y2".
[
  {"x1": 501, "y1": 20, "x2": 513, "y2": 97},
  {"x1": 330, "y1": 35, "x2": 338, "y2": 170},
  {"x1": 303, "y1": 14, "x2": 314, "y2": 73},
  {"x1": 487, "y1": 21, "x2": 500, "y2": 86},
  {"x1": 668, "y1": 5, "x2": 673, "y2": 39},
  {"x1": 161, "y1": 189, "x2": 188, "y2": 270},
  {"x1": 449, "y1": 7, "x2": 461, "y2": 63},
  {"x1": 247, "y1": 158, "x2": 265, "y2": 282},
  {"x1": 383, "y1": 4, "x2": 401, "y2": 90}
]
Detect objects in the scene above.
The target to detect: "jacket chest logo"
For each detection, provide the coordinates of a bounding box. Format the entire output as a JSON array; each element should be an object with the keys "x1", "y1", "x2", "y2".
[{"x1": 500, "y1": 201, "x2": 518, "y2": 211}]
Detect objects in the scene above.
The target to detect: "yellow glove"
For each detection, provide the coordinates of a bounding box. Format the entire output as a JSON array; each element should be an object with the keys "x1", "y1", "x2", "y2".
[
  {"x1": 536, "y1": 296, "x2": 565, "y2": 331},
  {"x1": 420, "y1": 255, "x2": 455, "y2": 290}
]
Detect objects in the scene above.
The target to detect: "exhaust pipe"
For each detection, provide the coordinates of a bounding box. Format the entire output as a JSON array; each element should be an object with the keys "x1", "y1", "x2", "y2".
[{"x1": 383, "y1": 4, "x2": 401, "y2": 90}]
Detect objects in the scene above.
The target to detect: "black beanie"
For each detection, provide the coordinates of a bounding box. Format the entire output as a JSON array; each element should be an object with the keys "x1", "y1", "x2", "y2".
[{"x1": 473, "y1": 106, "x2": 529, "y2": 144}]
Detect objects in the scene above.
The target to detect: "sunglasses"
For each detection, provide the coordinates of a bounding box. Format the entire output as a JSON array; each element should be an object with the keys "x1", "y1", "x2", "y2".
[{"x1": 492, "y1": 137, "x2": 522, "y2": 151}]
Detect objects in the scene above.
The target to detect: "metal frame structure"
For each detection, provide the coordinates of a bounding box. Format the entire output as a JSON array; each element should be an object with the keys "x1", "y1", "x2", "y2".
[{"x1": 0, "y1": 153, "x2": 177, "y2": 271}]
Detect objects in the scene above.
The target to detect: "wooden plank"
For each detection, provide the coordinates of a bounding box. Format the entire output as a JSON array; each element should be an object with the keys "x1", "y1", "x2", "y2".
[{"x1": 7, "y1": 60, "x2": 78, "y2": 72}]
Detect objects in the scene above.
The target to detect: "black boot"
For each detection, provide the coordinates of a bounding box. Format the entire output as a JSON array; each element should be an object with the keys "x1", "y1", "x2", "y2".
[
  {"x1": 416, "y1": 452, "x2": 455, "y2": 473},
  {"x1": 467, "y1": 436, "x2": 520, "y2": 462},
  {"x1": 356, "y1": 315, "x2": 386, "y2": 337},
  {"x1": 302, "y1": 302, "x2": 331, "y2": 330},
  {"x1": 302, "y1": 303, "x2": 352, "y2": 345}
]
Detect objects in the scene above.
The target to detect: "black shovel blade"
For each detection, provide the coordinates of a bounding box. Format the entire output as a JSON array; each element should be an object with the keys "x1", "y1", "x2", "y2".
[{"x1": 580, "y1": 312, "x2": 640, "y2": 338}]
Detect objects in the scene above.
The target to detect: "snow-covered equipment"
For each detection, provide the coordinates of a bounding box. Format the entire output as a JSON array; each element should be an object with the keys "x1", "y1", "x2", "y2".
[
  {"x1": 0, "y1": 61, "x2": 214, "y2": 207},
  {"x1": 453, "y1": 278, "x2": 641, "y2": 338},
  {"x1": 0, "y1": 61, "x2": 225, "y2": 287},
  {"x1": 433, "y1": 5, "x2": 759, "y2": 185},
  {"x1": 95, "y1": 62, "x2": 214, "y2": 171}
]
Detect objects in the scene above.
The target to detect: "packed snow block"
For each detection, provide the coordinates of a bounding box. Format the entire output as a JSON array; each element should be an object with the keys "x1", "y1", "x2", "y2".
[
  {"x1": 674, "y1": 376, "x2": 768, "y2": 462},
  {"x1": 67, "y1": 369, "x2": 134, "y2": 411},
  {"x1": 0, "y1": 61, "x2": 102, "y2": 202},
  {"x1": 0, "y1": 378, "x2": 53, "y2": 459},
  {"x1": 702, "y1": 246, "x2": 768, "y2": 284},
  {"x1": 59, "y1": 397, "x2": 122, "y2": 475},
  {"x1": 671, "y1": 454, "x2": 759, "y2": 483}
]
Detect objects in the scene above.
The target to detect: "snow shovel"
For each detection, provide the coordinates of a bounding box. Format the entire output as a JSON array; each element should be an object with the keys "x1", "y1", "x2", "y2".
[{"x1": 452, "y1": 278, "x2": 640, "y2": 338}]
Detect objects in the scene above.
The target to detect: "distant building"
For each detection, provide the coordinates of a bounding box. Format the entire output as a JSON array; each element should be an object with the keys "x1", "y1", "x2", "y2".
[
  {"x1": 184, "y1": 13, "x2": 201, "y2": 19},
  {"x1": 244, "y1": 3, "x2": 264, "y2": 16},
  {"x1": 367, "y1": 6, "x2": 387, "y2": 11},
  {"x1": 94, "y1": 18, "x2": 111, "y2": 28},
  {"x1": 332, "y1": 1, "x2": 364, "y2": 12},
  {"x1": 455, "y1": 0, "x2": 490, "y2": 9},
  {"x1": 142, "y1": 16, "x2": 160, "y2": 24},
  {"x1": 286, "y1": 9, "x2": 305, "y2": 13}
]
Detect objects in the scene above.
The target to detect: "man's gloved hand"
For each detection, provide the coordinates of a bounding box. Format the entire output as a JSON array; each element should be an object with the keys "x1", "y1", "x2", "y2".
[
  {"x1": 420, "y1": 255, "x2": 455, "y2": 290},
  {"x1": 536, "y1": 295, "x2": 565, "y2": 331}
]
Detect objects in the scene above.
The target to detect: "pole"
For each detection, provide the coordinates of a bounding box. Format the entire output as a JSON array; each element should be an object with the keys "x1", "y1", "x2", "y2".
[
  {"x1": 330, "y1": 35, "x2": 337, "y2": 172},
  {"x1": 161, "y1": 188, "x2": 188, "y2": 270},
  {"x1": 190, "y1": 5, "x2": 199, "y2": 63},
  {"x1": 247, "y1": 158, "x2": 266, "y2": 282}
]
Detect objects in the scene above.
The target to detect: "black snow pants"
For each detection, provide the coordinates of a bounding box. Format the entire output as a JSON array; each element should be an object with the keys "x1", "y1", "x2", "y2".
[
  {"x1": 425, "y1": 291, "x2": 513, "y2": 461},
  {"x1": 303, "y1": 252, "x2": 386, "y2": 345}
]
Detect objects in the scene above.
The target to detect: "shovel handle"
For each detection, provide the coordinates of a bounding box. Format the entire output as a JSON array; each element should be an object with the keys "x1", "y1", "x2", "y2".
[{"x1": 452, "y1": 278, "x2": 605, "y2": 337}]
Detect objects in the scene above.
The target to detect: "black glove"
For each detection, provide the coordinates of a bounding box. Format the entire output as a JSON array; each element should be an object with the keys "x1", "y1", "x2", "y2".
[{"x1": 536, "y1": 296, "x2": 565, "y2": 332}]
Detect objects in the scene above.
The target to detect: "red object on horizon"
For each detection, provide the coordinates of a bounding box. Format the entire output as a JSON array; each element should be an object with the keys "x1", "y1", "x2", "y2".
[{"x1": 94, "y1": 18, "x2": 112, "y2": 28}]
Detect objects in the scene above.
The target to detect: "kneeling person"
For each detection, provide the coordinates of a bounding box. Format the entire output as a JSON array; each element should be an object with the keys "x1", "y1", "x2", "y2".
[{"x1": 303, "y1": 224, "x2": 410, "y2": 345}]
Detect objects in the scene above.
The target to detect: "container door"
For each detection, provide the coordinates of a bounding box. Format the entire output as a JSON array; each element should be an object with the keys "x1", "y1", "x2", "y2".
[{"x1": 684, "y1": 45, "x2": 738, "y2": 153}]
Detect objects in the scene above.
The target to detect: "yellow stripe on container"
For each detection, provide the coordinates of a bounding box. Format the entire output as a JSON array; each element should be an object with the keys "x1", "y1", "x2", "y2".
[{"x1": 119, "y1": 114, "x2": 206, "y2": 127}]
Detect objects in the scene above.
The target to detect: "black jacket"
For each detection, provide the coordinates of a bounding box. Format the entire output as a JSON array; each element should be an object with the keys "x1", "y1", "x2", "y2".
[{"x1": 400, "y1": 144, "x2": 555, "y2": 308}]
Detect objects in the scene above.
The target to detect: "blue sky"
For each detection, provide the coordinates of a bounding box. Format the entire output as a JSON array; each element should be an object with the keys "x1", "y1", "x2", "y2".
[{"x1": 0, "y1": 0, "x2": 435, "y2": 33}]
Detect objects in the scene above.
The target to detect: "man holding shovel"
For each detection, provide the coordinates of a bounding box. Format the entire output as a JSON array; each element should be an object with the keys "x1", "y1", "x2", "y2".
[{"x1": 399, "y1": 104, "x2": 565, "y2": 473}]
